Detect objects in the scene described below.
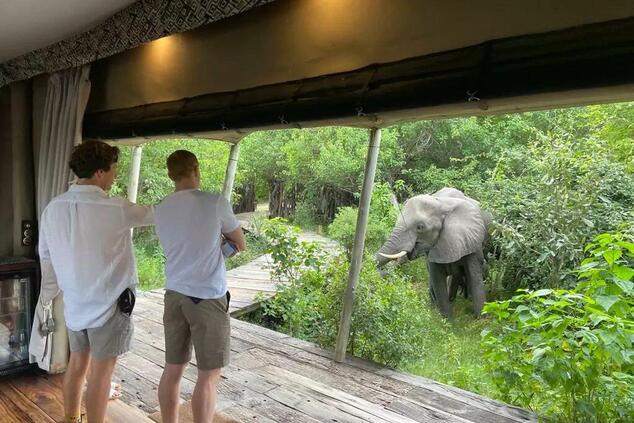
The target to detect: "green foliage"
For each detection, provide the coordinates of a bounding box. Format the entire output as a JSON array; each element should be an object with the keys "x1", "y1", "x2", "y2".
[
  {"x1": 111, "y1": 139, "x2": 229, "y2": 206},
  {"x1": 133, "y1": 228, "x2": 166, "y2": 291},
  {"x1": 327, "y1": 182, "x2": 397, "y2": 256},
  {"x1": 261, "y1": 218, "x2": 327, "y2": 282},
  {"x1": 482, "y1": 233, "x2": 634, "y2": 422},
  {"x1": 237, "y1": 127, "x2": 401, "y2": 224},
  {"x1": 481, "y1": 130, "x2": 634, "y2": 292},
  {"x1": 258, "y1": 220, "x2": 457, "y2": 368}
]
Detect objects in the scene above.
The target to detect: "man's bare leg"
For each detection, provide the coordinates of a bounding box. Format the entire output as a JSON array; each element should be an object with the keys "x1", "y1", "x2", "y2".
[
  {"x1": 192, "y1": 368, "x2": 222, "y2": 423},
  {"x1": 85, "y1": 356, "x2": 117, "y2": 423},
  {"x1": 159, "y1": 363, "x2": 187, "y2": 423},
  {"x1": 63, "y1": 351, "x2": 91, "y2": 421}
]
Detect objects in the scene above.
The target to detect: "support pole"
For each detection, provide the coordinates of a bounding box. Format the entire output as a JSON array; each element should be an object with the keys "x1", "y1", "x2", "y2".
[
  {"x1": 335, "y1": 128, "x2": 381, "y2": 362},
  {"x1": 222, "y1": 143, "x2": 240, "y2": 202},
  {"x1": 127, "y1": 145, "x2": 143, "y2": 203}
]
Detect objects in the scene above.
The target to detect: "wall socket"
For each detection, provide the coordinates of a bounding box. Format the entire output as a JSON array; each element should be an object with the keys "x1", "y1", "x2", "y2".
[{"x1": 21, "y1": 220, "x2": 36, "y2": 247}]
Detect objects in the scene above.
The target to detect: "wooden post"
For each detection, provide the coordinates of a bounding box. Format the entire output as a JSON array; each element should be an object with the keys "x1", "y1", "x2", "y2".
[
  {"x1": 127, "y1": 145, "x2": 143, "y2": 203},
  {"x1": 222, "y1": 143, "x2": 240, "y2": 202},
  {"x1": 335, "y1": 128, "x2": 381, "y2": 362}
]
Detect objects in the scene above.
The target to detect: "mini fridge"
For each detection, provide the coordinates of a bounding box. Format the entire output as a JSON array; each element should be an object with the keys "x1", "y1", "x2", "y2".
[{"x1": 0, "y1": 258, "x2": 38, "y2": 376}]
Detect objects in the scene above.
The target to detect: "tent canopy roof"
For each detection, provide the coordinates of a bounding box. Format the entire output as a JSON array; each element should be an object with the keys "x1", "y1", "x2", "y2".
[
  {"x1": 84, "y1": 0, "x2": 634, "y2": 144},
  {"x1": 4, "y1": 1, "x2": 634, "y2": 144}
]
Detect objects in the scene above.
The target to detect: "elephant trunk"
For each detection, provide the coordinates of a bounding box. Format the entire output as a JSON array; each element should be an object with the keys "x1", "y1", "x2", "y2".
[{"x1": 376, "y1": 227, "x2": 416, "y2": 267}]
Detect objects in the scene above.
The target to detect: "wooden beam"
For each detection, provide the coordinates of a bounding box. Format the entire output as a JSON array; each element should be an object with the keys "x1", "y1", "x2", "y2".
[
  {"x1": 335, "y1": 128, "x2": 381, "y2": 363},
  {"x1": 127, "y1": 145, "x2": 142, "y2": 203},
  {"x1": 222, "y1": 143, "x2": 240, "y2": 202}
]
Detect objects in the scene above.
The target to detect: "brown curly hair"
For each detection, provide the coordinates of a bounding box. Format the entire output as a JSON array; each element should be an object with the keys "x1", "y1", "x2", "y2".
[{"x1": 69, "y1": 140, "x2": 119, "y2": 179}]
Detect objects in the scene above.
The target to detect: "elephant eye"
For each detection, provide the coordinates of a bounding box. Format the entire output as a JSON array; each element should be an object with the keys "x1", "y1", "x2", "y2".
[{"x1": 416, "y1": 223, "x2": 425, "y2": 231}]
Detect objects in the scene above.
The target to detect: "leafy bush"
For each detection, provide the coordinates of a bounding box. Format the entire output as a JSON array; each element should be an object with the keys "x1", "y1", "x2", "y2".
[
  {"x1": 261, "y1": 218, "x2": 327, "y2": 282},
  {"x1": 257, "y1": 219, "x2": 449, "y2": 367},
  {"x1": 134, "y1": 228, "x2": 166, "y2": 290},
  {"x1": 328, "y1": 182, "x2": 397, "y2": 256},
  {"x1": 477, "y1": 129, "x2": 634, "y2": 292},
  {"x1": 482, "y1": 233, "x2": 634, "y2": 422}
]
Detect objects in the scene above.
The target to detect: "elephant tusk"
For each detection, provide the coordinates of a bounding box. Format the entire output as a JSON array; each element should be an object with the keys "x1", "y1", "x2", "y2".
[{"x1": 378, "y1": 251, "x2": 408, "y2": 260}]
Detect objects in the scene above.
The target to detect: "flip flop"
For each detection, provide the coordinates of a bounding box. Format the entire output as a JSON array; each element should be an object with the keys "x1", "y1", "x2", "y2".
[{"x1": 109, "y1": 382, "x2": 122, "y2": 400}]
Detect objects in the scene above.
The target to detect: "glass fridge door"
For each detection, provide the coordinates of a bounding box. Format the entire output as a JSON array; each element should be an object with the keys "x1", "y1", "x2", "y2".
[{"x1": 0, "y1": 276, "x2": 31, "y2": 371}]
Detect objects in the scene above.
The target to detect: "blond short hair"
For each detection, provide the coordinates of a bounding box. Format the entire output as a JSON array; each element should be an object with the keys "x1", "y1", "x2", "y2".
[{"x1": 167, "y1": 150, "x2": 198, "y2": 182}]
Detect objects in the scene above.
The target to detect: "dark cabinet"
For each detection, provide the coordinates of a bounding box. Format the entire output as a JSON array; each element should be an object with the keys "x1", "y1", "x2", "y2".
[{"x1": 0, "y1": 258, "x2": 38, "y2": 376}]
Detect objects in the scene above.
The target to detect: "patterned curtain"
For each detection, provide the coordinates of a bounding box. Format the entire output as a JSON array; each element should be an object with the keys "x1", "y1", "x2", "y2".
[{"x1": 0, "y1": 0, "x2": 274, "y2": 88}]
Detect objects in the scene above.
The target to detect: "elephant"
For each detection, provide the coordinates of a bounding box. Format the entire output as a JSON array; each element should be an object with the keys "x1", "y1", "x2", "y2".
[{"x1": 376, "y1": 188, "x2": 490, "y2": 320}]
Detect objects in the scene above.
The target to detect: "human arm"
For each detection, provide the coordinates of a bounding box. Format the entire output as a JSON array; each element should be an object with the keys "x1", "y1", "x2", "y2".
[
  {"x1": 219, "y1": 197, "x2": 246, "y2": 252},
  {"x1": 122, "y1": 200, "x2": 154, "y2": 228}
]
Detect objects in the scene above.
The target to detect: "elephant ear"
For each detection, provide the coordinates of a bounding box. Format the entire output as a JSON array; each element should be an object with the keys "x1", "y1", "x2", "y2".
[{"x1": 428, "y1": 197, "x2": 486, "y2": 264}]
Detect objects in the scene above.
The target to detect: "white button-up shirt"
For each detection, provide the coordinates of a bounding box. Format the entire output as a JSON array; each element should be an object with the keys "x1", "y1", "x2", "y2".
[{"x1": 39, "y1": 184, "x2": 153, "y2": 331}]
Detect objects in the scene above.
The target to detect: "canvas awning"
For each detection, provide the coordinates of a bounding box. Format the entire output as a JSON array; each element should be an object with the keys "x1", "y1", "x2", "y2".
[{"x1": 77, "y1": 0, "x2": 634, "y2": 143}]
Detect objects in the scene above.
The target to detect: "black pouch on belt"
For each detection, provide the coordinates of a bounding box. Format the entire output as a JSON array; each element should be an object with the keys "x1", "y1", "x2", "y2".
[{"x1": 118, "y1": 288, "x2": 136, "y2": 315}]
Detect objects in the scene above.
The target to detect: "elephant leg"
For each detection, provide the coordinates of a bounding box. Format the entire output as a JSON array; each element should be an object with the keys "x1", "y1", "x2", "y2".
[
  {"x1": 459, "y1": 265, "x2": 469, "y2": 299},
  {"x1": 448, "y1": 275, "x2": 457, "y2": 302},
  {"x1": 464, "y1": 253, "x2": 486, "y2": 317},
  {"x1": 448, "y1": 263, "x2": 465, "y2": 302},
  {"x1": 428, "y1": 262, "x2": 452, "y2": 321},
  {"x1": 427, "y1": 261, "x2": 437, "y2": 304}
]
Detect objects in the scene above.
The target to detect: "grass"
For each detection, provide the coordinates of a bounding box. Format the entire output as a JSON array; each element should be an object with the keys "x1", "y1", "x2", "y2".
[
  {"x1": 384, "y1": 259, "x2": 497, "y2": 396},
  {"x1": 402, "y1": 296, "x2": 497, "y2": 398}
]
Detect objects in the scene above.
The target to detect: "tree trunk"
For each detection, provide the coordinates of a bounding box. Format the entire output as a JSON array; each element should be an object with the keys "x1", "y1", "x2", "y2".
[
  {"x1": 317, "y1": 185, "x2": 356, "y2": 224},
  {"x1": 233, "y1": 183, "x2": 256, "y2": 213},
  {"x1": 268, "y1": 180, "x2": 299, "y2": 218}
]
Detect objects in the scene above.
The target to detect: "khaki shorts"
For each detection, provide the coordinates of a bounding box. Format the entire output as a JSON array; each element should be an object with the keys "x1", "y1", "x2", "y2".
[
  {"x1": 67, "y1": 307, "x2": 134, "y2": 360},
  {"x1": 163, "y1": 290, "x2": 231, "y2": 370}
]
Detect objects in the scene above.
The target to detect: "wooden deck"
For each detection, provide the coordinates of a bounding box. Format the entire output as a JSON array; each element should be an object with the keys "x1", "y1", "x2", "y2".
[{"x1": 0, "y1": 291, "x2": 536, "y2": 422}]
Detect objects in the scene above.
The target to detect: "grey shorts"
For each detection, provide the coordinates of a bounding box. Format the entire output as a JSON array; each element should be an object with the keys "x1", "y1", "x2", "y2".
[{"x1": 67, "y1": 307, "x2": 134, "y2": 360}]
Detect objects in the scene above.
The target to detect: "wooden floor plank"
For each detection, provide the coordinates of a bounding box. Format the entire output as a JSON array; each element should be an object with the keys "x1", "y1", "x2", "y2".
[
  {"x1": 257, "y1": 365, "x2": 441, "y2": 423},
  {"x1": 0, "y1": 379, "x2": 55, "y2": 423},
  {"x1": 9, "y1": 372, "x2": 67, "y2": 423}
]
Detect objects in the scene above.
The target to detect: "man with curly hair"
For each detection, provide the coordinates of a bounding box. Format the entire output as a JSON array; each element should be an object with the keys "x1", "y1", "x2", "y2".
[{"x1": 39, "y1": 140, "x2": 153, "y2": 423}]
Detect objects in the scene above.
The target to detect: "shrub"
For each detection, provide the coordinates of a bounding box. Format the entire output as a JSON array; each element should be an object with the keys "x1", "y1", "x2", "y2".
[
  {"x1": 261, "y1": 218, "x2": 327, "y2": 282},
  {"x1": 328, "y1": 182, "x2": 397, "y2": 256},
  {"x1": 134, "y1": 229, "x2": 166, "y2": 291},
  {"x1": 258, "y1": 218, "x2": 448, "y2": 367},
  {"x1": 481, "y1": 233, "x2": 634, "y2": 422}
]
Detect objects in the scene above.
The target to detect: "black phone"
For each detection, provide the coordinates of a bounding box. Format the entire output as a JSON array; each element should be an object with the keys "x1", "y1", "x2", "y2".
[{"x1": 117, "y1": 288, "x2": 136, "y2": 315}]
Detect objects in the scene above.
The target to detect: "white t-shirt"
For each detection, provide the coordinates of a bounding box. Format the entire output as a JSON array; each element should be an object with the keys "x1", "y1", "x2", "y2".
[
  {"x1": 155, "y1": 189, "x2": 240, "y2": 299},
  {"x1": 39, "y1": 184, "x2": 154, "y2": 331}
]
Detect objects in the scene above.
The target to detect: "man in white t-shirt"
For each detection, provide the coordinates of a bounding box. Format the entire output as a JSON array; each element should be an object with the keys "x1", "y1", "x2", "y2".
[
  {"x1": 155, "y1": 150, "x2": 246, "y2": 423},
  {"x1": 38, "y1": 140, "x2": 153, "y2": 423}
]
